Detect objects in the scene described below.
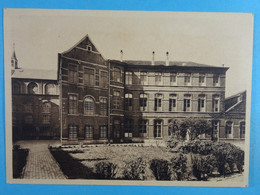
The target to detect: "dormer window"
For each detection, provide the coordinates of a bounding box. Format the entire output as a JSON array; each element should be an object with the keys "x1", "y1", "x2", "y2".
[{"x1": 87, "y1": 45, "x2": 92, "y2": 51}]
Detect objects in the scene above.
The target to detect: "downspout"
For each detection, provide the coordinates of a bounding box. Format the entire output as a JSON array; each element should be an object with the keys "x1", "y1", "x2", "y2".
[
  {"x1": 58, "y1": 54, "x2": 63, "y2": 145},
  {"x1": 108, "y1": 60, "x2": 111, "y2": 143}
]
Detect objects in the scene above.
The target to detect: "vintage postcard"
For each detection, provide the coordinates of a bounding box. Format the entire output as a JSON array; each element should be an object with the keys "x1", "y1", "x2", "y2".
[{"x1": 4, "y1": 9, "x2": 253, "y2": 187}]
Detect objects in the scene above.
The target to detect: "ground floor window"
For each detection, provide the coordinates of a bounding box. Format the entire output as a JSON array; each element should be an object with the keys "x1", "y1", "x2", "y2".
[
  {"x1": 68, "y1": 125, "x2": 78, "y2": 140},
  {"x1": 100, "y1": 126, "x2": 107, "y2": 139},
  {"x1": 85, "y1": 125, "x2": 94, "y2": 139},
  {"x1": 138, "y1": 120, "x2": 147, "y2": 135},
  {"x1": 113, "y1": 120, "x2": 121, "y2": 138},
  {"x1": 154, "y1": 120, "x2": 162, "y2": 138},
  {"x1": 124, "y1": 119, "x2": 133, "y2": 137},
  {"x1": 212, "y1": 120, "x2": 219, "y2": 140},
  {"x1": 225, "y1": 121, "x2": 233, "y2": 138}
]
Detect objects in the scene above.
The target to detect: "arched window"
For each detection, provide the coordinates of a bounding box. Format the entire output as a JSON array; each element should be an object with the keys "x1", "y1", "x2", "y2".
[
  {"x1": 45, "y1": 83, "x2": 56, "y2": 95},
  {"x1": 12, "y1": 82, "x2": 20, "y2": 94},
  {"x1": 84, "y1": 97, "x2": 95, "y2": 115},
  {"x1": 43, "y1": 102, "x2": 51, "y2": 113},
  {"x1": 28, "y1": 82, "x2": 38, "y2": 94},
  {"x1": 125, "y1": 93, "x2": 133, "y2": 111}
]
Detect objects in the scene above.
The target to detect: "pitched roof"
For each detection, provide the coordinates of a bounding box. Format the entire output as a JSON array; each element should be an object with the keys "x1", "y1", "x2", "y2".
[{"x1": 12, "y1": 68, "x2": 57, "y2": 80}]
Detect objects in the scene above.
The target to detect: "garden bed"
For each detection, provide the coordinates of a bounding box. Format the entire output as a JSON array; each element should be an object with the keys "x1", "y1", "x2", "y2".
[{"x1": 13, "y1": 145, "x2": 29, "y2": 178}]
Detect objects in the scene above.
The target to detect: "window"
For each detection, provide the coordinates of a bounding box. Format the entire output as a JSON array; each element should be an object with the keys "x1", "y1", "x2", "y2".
[
  {"x1": 113, "y1": 67, "x2": 122, "y2": 82},
  {"x1": 113, "y1": 91, "x2": 121, "y2": 109},
  {"x1": 84, "y1": 68, "x2": 94, "y2": 86},
  {"x1": 100, "y1": 97, "x2": 107, "y2": 116},
  {"x1": 213, "y1": 74, "x2": 219, "y2": 86},
  {"x1": 170, "y1": 73, "x2": 177, "y2": 85},
  {"x1": 68, "y1": 64, "x2": 78, "y2": 84},
  {"x1": 125, "y1": 93, "x2": 133, "y2": 111},
  {"x1": 43, "y1": 102, "x2": 51, "y2": 113},
  {"x1": 198, "y1": 94, "x2": 206, "y2": 112},
  {"x1": 86, "y1": 45, "x2": 92, "y2": 51},
  {"x1": 154, "y1": 120, "x2": 162, "y2": 138},
  {"x1": 184, "y1": 94, "x2": 191, "y2": 112},
  {"x1": 139, "y1": 93, "x2": 147, "y2": 111},
  {"x1": 42, "y1": 114, "x2": 50, "y2": 124},
  {"x1": 100, "y1": 71, "x2": 108, "y2": 88},
  {"x1": 100, "y1": 126, "x2": 107, "y2": 139},
  {"x1": 155, "y1": 72, "x2": 162, "y2": 85},
  {"x1": 125, "y1": 71, "x2": 133, "y2": 85},
  {"x1": 45, "y1": 84, "x2": 56, "y2": 95},
  {"x1": 212, "y1": 121, "x2": 219, "y2": 140},
  {"x1": 154, "y1": 94, "x2": 163, "y2": 111},
  {"x1": 140, "y1": 71, "x2": 147, "y2": 85},
  {"x1": 114, "y1": 120, "x2": 121, "y2": 138},
  {"x1": 68, "y1": 125, "x2": 78, "y2": 140},
  {"x1": 25, "y1": 102, "x2": 33, "y2": 113},
  {"x1": 12, "y1": 82, "x2": 20, "y2": 94},
  {"x1": 225, "y1": 121, "x2": 233, "y2": 135},
  {"x1": 24, "y1": 115, "x2": 33, "y2": 124},
  {"x1": 95, "y1": 70, "x2": 99, "y2": 86},
  {"x1": 169, "y1": 94, "x2": 177, "y2": 112},
  {"x1": 124, "y1": 119, "x2": 133, "y2": 138},
  {"x1": 240, "y1": 121, "x2": 245, "y2": 138},
  {"x1": 28, "y1": 82, "x2": 38, "y2": 94},
  {"x1": 199, "y1": 74, "x2": 205, "y2": 85},
  {"x1": 84, "y1": 97, "x2": 95, "y2": 115},
  {"x1": 184, "y1": 73, "x2": 191, "y2": 85},
  {"x1": 138, "y1": 120, "x2": 147, "y2": 134},
  {"x1": 85, "y1": 125, "x2": 94, "y2": 139},
  {"x1": 213, "y1": 95, "x2": 220, "y2": 112},
  {"x1": 69, "y1": 94, "x2": 77, "y2": 114}
]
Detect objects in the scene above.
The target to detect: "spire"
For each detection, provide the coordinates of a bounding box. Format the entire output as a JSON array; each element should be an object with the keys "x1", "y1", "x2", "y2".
[{"x1": 11, "y1": 43, "x2": 18, "y2": 69}]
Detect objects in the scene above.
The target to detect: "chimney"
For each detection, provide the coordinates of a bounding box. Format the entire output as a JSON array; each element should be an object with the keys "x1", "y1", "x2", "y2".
[
  {"x1": 166, "y1": 51, "x2": 169, "y2": 66},
  {"x1": 222, "y1": 64, "x2": 225, "y2": 67},
  {"x1": 152, "y1": 51, "x2": 155, "y2": 65},
  {"x1": 120, "y1": 50, "x2": 123, "y2": 62}
]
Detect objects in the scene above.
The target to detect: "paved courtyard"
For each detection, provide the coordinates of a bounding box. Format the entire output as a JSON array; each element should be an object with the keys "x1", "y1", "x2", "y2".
[{"x1": 15, "y1": 140, "x2": 66, "y2": 179}]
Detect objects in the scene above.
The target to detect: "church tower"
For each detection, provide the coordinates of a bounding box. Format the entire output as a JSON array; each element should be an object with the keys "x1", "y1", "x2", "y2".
[{"x1": 11, "y1": 43, "x2": 18, "y2": 74}]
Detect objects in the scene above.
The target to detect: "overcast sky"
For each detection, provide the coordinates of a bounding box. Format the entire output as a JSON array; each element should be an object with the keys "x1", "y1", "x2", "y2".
[{"x1": 4, "y1": 9, "x2": 253, "y2": 97}]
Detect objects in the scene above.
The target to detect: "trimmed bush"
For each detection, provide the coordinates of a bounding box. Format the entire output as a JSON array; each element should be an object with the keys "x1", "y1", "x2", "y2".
[
  {"x1": 150, "y1": 159, "x2": 171, "y2": 180},
  {"x1": 123, "y1": 157, "x2": 146, "y2": 180},
  {"x1": 178, "y1": 141, "x2": 213, "y2": 155},
  {"x1": 170, "y1": 153, "x2": 187, "y2": 181},
  {"x1": 95, "y1": 161, "x2": 117, "y2": 179}
]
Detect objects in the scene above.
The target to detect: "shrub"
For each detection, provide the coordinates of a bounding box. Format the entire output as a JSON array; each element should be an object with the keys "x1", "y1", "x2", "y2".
[
  {"x1": 165, "y1": 137, "x2": 179, "y2": 149},
  {"x1": 170, "y1": 153, "x2": 187, "y2": 181},
  {"x1": 122, "y1": 157, "x2": 146, "y2": 180},
  {"x1": 95, "y1": 161, "x2": 117, "y2": 179},
  {"x1": 13, "y1": 147, "x2": 29, "y2": 178},
  {"x1": 150, "y1": 159, "x2": 171, "y2": 180},
  {"x1": 178, "y1": 141, "x2": 213, "y2": 155}
]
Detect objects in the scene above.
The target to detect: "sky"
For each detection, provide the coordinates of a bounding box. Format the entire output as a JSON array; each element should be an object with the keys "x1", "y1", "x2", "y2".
[{"x1": 4, "y1": 9, "x2": 254, "y2": 97}]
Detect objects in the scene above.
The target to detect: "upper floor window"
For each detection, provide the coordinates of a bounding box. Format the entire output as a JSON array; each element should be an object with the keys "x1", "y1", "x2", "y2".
[
  {"x1": 154, "y1": 94, "x2": 163, "y2": 112},
  {"x1": 169, "y1": 94, "x2": 177, "y2": 112},
  {"x1": 213, "y1": 74, "x2": 220, "y2": 86},
  {"x1": 155, "y1": 72, "x2": 162, "y2": 85},
  {"x1": 113, "y1": 90, "x2": 121, "y2": 109},
  {"x1": 69, "y1": 94, "x2": 78, "y2": 114},
  {"x1": 139, "y1": 93, "x2": 147, "y2": 111},
  {"x1": 84, "y1": 68, "x2": 94, "y2": 86},
  {"x1": 198, "y1": 94, "x2": 206, "y2": 112},
  {"x1": 125, "y1": 71, "x2": 133, "y2": 85},
  {"x1": 125, "y1": 93, "x2": 133, "y2": 111},
  {"x1": 113, "y1": 67, "x2": 122, "y2": 82},
  {"x1": 45, "y1": 83, "x2": 56, "y2": 95},
  {"x1": 28, "y1": 82, "x2": 38, "y2": 94},
  {"x1": 86, "y1": 45, "x2": 92, "y2": 51},
  {"x1": 12, "y1": 82, "x2": 20, "y2": 94},
  {"x1": 170, "y1": 73, "x2": 177, "y2": 85},
  {"x1": 140, "y1": 71, "x2": 147, "y2": 85},
  {"x1": 213, "y1": 95, "x2": 220, "y2": 112},
  {"x1": 124, "y1": 118, "x2": 133, "y2": 138},
  {"x1": 43, "y1": 102, "x2": 51, "y2": 113},
  {"x1": 100, "y1": 71, "x2": 108, "y2": 88},
  {"x1": 184, "y1": 73, "x2": 191, "y2": 85},
  {"x1": 100, "y1": 97, "x2": 107, "y2": 116},
  {"x1": 184, "y1": 94, "x2": 191, "y2": 112},
  {"x1": 68, "y1": 64, "x2": 78, "y2": 84},
  {"x1": 84, "y1": 97, "x2": 95, "y2": 115},
  {"x1": 199, "y1": 74, "x2": 206, "y2": 86}
]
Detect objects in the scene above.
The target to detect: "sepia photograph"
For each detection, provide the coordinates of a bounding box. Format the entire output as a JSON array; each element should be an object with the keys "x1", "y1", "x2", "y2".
[{"x1": 4, "y1": 9, "x2": 253, "y2": 187}]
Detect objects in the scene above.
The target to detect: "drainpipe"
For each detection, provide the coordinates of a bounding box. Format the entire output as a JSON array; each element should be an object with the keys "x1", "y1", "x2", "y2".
[
  {"x1": 108, "y1": 60, "x2": 111, "y2": 143},
  {"x1": 58, "y1": 54, "x2": 63, "y2": 145}
]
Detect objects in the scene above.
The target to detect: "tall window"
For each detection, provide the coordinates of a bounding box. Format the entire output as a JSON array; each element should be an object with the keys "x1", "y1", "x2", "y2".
[
  {"x1": 114, "y1": 120, "x2": 121, "y2": 138},
  {"x1": 154, "y1": 120, "x2": 162, "y2": 138},
  {"x1": 100, "y1": 71, "x2": 108, "y2": 88},
  {"x1": 95, "y1": 70, "x2": 99, "y2": 86},
  {"x1": 84, "y1": 97, "x2": 95, "y2": 115},
  {"x1": 68, "y1": 64, "x2": 78, "y2": 83},
  {"x1": 124, "y1": 119, "x2": 133, "y2": 138},
  {"x1": 113, "y1": 91, "x2": 121, "y2": 109},
  {"x1": 212, "y1": 121, "x2": 219, "y2": 140},
  {"x1": 84, "y1": 68, "x2": 94, "y2": 86},
  {"x1": 170, "y1": 73, "x2": 177, "y2": 85},
  {"x1": 184, "y1": 73, "x2": 191, "y2": 85},
  {"x1": 169, "y1": 94, "x2": 177, "y2": 112},
  {"x1": 184, "y1": 94, "x2": 191, "y2": 112},
  {"x1": 125, "y1": 71, "x2": 133, "y2": 85},
  {"x1": 154, "y1": 94, "x2": 163, "y2": 111},
  {"x1": 45, "y1": 83, "x2": 56, "y2": 95},
  {"x1": 100, "y1": 126, "x2": 107, "y2": 139},
  {"x1": 199, "y1": 74, "x2": 205, "y2": 86},
  {"x1": 68, "y1": 125, "x2": 78, "y2": 140},
  {"x1": 25, "y1": 102, "x2": 33, "y2": 113},
  {"x1": 69, "y1": 94, "x2": 77, "y2": 114},
  {"x1": 100, "y1": 97, "x2": 107, "y2": 116},
  {"x1": 198, "y1": 94, "x2": 206, "y2": 112},
  {"x1": 213, "y1": 95, "x2": 220, "y2": 112},
  {"x1": 213, "y1": 74, "x2": 220, "y2": 86},
  {"x1": 139, "y1": 93, "x2": 147, "y2": 111},
  {"x1": 28, "y1": 82, "x2": 38, "y2": 94},
  {"x1": 225, "y1": 121, "x2": 233, "y2": 136},
  {"x1": 113, "y1": 67, "x2": 122, "y2": 82},
  {"x1": 42, "y1": 114, "x2": 50, "y2": 124},
  {"x1": 138, "y1": 120, "x2": 147, "y2": 135},
  {"x1": 125, "y1": 93, "x2": 133, "y2": 111},
  {"x1": 155, "y1": 72, "x2": 162, "y2": 85},
  {"x1": 43, "y1": 102, "x2": 51, "y2": 113},
  {"x1": 12, "y1": 82, "x2": 20, "y2": 94},
  {"x1": 85, "y1": 125, "x2": 94, "y2": 139},
  {"x1": 240, "y1": 121, "x2": 245, "y2": 138},
  {"x1": 140, "y1": 71, "x2": 147, "y2": 85}
]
